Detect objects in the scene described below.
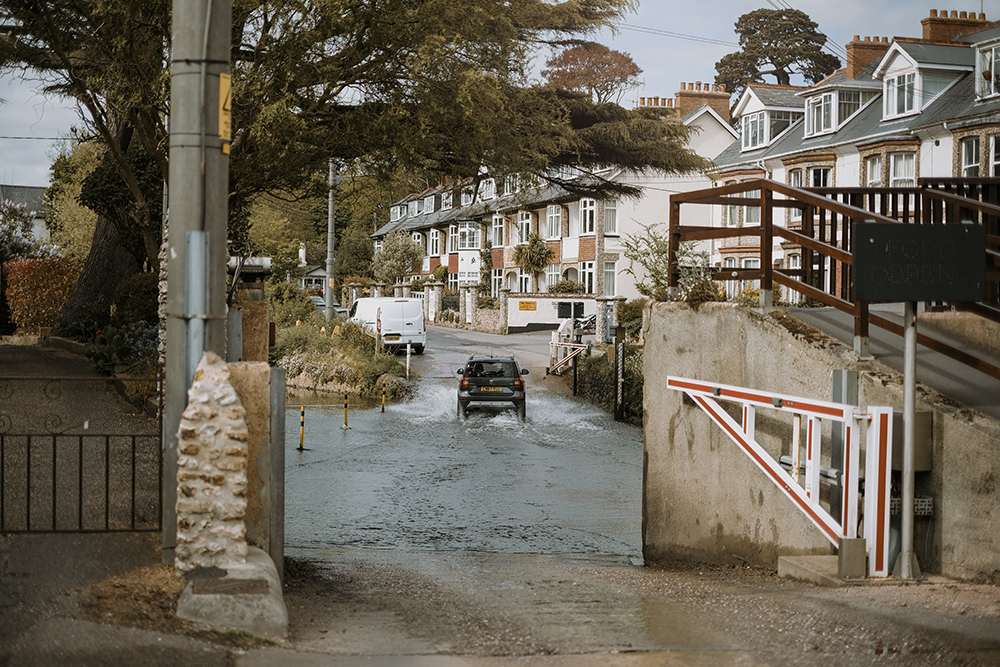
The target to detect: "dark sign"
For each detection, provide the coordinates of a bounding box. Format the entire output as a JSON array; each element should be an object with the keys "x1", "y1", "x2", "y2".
[{"x1": 852, "y1": 223, "x2": 985, "y2": 302}]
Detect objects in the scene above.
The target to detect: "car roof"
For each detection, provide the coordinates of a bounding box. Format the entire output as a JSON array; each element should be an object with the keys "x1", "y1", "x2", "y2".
[{"x1": 466, "y1": 355, "x2": 517, "y2": 363}]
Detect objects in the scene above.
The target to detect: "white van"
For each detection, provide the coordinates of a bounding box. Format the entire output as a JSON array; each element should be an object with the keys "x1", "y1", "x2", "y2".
[{"x1": 348, "y1": 297, "x2": 426, "y2": 354}]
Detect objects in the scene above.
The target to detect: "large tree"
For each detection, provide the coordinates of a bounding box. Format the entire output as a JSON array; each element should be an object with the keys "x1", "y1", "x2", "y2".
[
  {"x1": 1, "y1": 0, "x2": 711, "y2": 333},
  {"x1": 541, "y1": 44, "x2": 643, "y2": 104},
  {"x1": 714, "y1": 8, "x2": 841, "y2": 103}
]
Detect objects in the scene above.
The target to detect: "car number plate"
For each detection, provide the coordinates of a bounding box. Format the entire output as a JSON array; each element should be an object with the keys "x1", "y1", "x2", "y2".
[
  {"x1": 384, "y1": 335, "x2": 400, "y2": 341},
  {"x1": 480, "y1": 386, "x2": 503, "y2": 392}
]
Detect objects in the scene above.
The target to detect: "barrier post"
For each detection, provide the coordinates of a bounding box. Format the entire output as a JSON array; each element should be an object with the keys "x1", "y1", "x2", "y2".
[
  {"x1": 382, "y1": 378, "x2": 386, "y2": 412},
  {"x1": 344, "y1": 392, "x2": 349, "y2": 429},
  {"x1": 299, "y1": 406, "x2": 305, "y2": 451}
]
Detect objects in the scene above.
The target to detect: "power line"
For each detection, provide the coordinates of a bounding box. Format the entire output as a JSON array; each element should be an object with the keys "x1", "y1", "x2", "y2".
[
  {"x1": 0, "y1": 135, "x2": 67, "y2": 140},
  {"x1": 619, "y1": 24, "x2": 738, "y2": 48}
]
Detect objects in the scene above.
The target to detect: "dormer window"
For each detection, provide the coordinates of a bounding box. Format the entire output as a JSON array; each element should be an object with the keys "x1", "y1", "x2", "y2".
[
  {"x1": 423, "y1": 195, "x2": 435, "y2": 214},
  {"x1": 441, "y1": 192, "x2": 453, "y2": 210},
  {"x1": 805, "y1": 93, "x2": 833, "y2": 136},
  {"x1": 461, "y1": 188, "x2": 474, "y2": 206},
  {"x1": 884, "y1": 72, "x2": 915, "y2": 118},
  {"x1": 742, "y1": 111, "x2": 766, "y2": 149},
  {"x1": 977, "y1": 44, "x2": 1000, "y2": 98},
  {"x1": 480, "y1": 178, "x2": 496, "y2": 200}
]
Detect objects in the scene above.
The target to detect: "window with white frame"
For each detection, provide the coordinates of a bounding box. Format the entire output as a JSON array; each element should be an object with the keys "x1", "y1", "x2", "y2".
[
  {"x1": 865, "y1": 155, "x2": 882, "y2": 186},
  {"x1": 744, "y1": 189, "x2": 760, "y2": 225},
  {"x1": 480, "y1": 178, "x2": 496, "y2": 200},
  {"x1": 890, "y1": 152, "x2": 915, "y2": 187},
  {"x1": 769, "y1": 111, "x2": 797, "y2": 140},
  {"x1": 374, "y1": 240, "x2": 383, "y2": 253},
  {"x1": 742, "y1": 257, "x2": 760, "y2": 292},
  {"x1": 810, "y1": 167, "x2": 831, "y2": 188},
  {"x1": 992, "y1": 135, "x2": 1000, "y2": 175},
  {"x1": 580, "y1": 199, "x2": 596, "y2": 234},
  {"x1": 977, "y1": 44, "x2": 1000, "y2": 98},
  {"x1": 441, "y1": 192, "x2": 453, "y2": 210},
  {"x1": 603, "y1": 261, "x2": 616, "y2": 297},
  {"x1": 885, "y1": 72, "x2": 916, "y2": 117},
  {"x1": 518, "y1": 211, "x2": 532, "y2": 244},
  {"x1": 962, "y1": 137, "x2": 981, "y2": 177},
  {"x1": 723, "y1": 257, "x2": 737, "y2": 298},
  {"x1": 604, "y1": 199, "x2": 618, "y2": 235},
  {"x1": 448, "y1": 272, "x2": 458, "y2": 290},
  {"x1": 742, "y1": 111, "x2": 766, "y2": 149},
  {"x1": 492, "y1": 214, "x2": 504, "y2": 247},
  {"x1": 505, "y1": 174, "x2": 520, "y2": 195},
  {"x1": 725, "y1": 180, "x2": 739, "y2": 226},
  {"x1": 409, "y1": 200, "x2": 423, "y2": 216},
  {"x1": 412, "y1": 232, "x2": 422, "y2": 247},
  {"x1": 429, "y1": 229, "x2": 440, "y2": 256},
  {"x1": 492, "y1": 268, "x2": 502, "y2": 298},
  {"x1": 457, "y1": 221, "x2": 480, "y2": 250},
  {"x1": 448, "y1": 225, "x2": 458, "y2": 252},
  {"x1": 789, "y1": 169, "x2": 803, "y2": 221},
  {"x1": 805, "y1": 93, "x2": 833, "y2": 136},
  {"x1": 461, "y1": 188, "x2": 473, "y2": 206},
  {"x1": 424, "y1": 195, "x2": 435, "y2": 213},
  {"x1": 545, "y1": 263, "x2": 560, "y2": 289},
  {"x1": 579, "y1": 261, "x2": 595, "y2": 293},
  {"x1": 518, "y1": 269, "x2": 530, "y2": 292},
  {"x1": 546, "y1": 205, "x2": 561, "y2": 239},
  {"x1": 838, "y1": 91, "x2": 861, "y2": 123},
  {"x1": 390, "y1": 205, "x2": 403, "y2": 222}
]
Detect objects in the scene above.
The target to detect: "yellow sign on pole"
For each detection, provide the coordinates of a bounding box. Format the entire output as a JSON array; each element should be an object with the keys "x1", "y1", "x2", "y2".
[
  {"x1": 519, "y1": 301, "x2": 537, "y2": 311},
  {"x1": 219, "y1": 73, "x2": 232, "y2": 155}
]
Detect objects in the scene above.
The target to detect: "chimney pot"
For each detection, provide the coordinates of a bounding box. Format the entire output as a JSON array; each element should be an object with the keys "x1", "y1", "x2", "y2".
[
  {"x1": 929, "y1": 9, "x2": 938, "y2": 18},
  {"x1": 981, "y1": 13, "x2": 987, "y2": 20},
  {"x1": 960, "y1": 11, "x2": 968, "y2": 19},
  {"x1": 639, "y1": 97, "x2": 645, "y2": 106},
  {"x1": 653, "y1": 96, "x2": 660, "y2": 105},
  {"x1": 667, "y1": 98, "x2": 673, "y2": 107},
  {"x1": 853, "y1": 35, "x2": 861, "y2": 41},
  {"x1": 697, "y1": 82, "x2": 703, "y2": 91},
  {"x1": 720, "y1": 84, "x2": 726, "y2": 93},
  {"x1": 951, "y1": 10, "x2": 958, "y2": 18}
]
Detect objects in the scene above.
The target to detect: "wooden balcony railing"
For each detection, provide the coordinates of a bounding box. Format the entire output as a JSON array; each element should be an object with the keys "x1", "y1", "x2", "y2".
[{"x1": 668, "y1": 178, "x2": 1000, "y2": 382}]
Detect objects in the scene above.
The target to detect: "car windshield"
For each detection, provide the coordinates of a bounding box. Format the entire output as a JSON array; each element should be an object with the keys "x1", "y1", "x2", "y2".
[{"x1": 467, "y1": 361, "x2": 516, "y2": 378}]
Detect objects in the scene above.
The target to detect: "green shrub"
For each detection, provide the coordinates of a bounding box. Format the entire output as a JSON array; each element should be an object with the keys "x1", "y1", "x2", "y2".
[
  {"x1": 575, "y1": 344, "x2": 643, "y2": 423},
  {"x1": 360, "y1": 353, "x2": 407, "y2": 394},
  {"x1": 548, "y1": 279, "x2": 585, "y2": 293},
  {"x1": 85, "y1": 320, "x2": 159, "y2": 375},
  {"x1": 617, "y1": 298, "x2": 647, "y2": 325},
  {"x1": 5, "y1": 258, "x2": 81, "y2": 332},
  {"x1": 442, "y1": 294, "x2": 459, "y2": 311},
  {"x1": 266, "y1": 281, "x2": 316, "y2": 327},
  {"x1": 477, "y1": 295, "x2": 498, "y2": 310},
  {"x1": 113, "y1": 272, "x2": 159, "y2": 325}
]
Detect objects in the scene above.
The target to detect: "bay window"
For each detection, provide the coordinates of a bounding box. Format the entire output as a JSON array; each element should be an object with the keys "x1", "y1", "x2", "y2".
[
  {"x1": 492, "y1": 214, "x2": 504, "y2": 247},
  {"x1": 546, "y1": 205, "x2": 561, "y2": 239},
  {"x1": 545, "y1": 263, "x2": 560, "y2": 289},
  {"x1": 890, "y1": 152, "x2": 915, "y2": 187},
  {"x1": 580, "y1": 199, "x2": 596, "y2": 234},
  {"x1": 518, "y1": 211, "x2": 532, "y2": 244},
  {"x1": 603, "y1": 261, "x2": 616, "y2": 297},
  {"x1": 457, "y1": 222, "x2": 480, "y2": 250},
  {"x1": 604, "y1": 199, "x2": 618, "y2": 235},
  {"x1": 579, "y1": 261, "x2": 595, "y2": 293},
  {"x1": 962, "y1": 137, "x2": 981, "y2": 177},
  {"x1": 429, "y1": 229, "x2": 440, "y2": 256}
]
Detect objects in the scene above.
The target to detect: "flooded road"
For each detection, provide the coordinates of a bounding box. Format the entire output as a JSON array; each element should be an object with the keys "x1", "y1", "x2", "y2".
[{"x1": 285, "y1": 343, "x2": 643, "y2": 556}]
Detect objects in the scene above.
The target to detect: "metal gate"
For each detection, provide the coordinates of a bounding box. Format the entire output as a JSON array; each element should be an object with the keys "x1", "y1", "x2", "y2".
[{"x1": 0, "y1": 376, "x2": 162, "y2": 534}]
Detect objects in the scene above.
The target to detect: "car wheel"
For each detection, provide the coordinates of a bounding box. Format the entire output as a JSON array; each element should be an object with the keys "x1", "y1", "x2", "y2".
[
  {"x1": 457, "y1": 400, "x2": 466, "y2": 420},
  {"x1": 517, "y1": 403, "x2": 526, "y2": 422}
]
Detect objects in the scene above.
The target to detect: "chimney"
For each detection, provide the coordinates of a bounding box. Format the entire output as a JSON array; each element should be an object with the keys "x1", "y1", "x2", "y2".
[
  {"x1": 298, "y1": 243, "x2": 307, "y2": 267},
  {"x1": 846, "y1": 35, "x2": 891, "y2": 79},
  {"x1": 922, "y1": 8, "x2": 989, "y2": 42},
  {"x1": 673, "y1": 79, "x2": 732, "y2": 122}
]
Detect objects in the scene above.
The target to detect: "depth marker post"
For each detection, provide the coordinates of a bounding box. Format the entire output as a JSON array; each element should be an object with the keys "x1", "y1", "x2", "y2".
[{"x1": 299, "y1": 406, "x2": 305, "y2": 451}]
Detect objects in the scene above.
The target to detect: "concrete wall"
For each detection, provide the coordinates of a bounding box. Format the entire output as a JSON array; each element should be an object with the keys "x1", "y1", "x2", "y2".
[{"x1": 643, "y1": 301, "x2": 1000, "y2": 580}]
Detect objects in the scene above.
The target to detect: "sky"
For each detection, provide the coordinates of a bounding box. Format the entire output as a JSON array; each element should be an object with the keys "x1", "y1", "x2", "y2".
[{"x1": 0, "y1": 0, "x2": 995, "y2": 188}]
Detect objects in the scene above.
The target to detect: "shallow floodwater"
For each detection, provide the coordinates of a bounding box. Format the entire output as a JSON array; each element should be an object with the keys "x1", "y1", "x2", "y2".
[{"x1": 284, "y1": 379, "x2": 642, "y2": 556}]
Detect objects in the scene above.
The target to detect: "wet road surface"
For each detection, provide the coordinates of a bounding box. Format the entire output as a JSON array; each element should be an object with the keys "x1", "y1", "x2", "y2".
[{"x1": 285, "y1": 327, "x2": 642, "y2": 557}]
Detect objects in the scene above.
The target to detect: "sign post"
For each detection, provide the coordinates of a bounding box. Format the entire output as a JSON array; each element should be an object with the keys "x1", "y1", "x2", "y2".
[{"x1": 853, "y1": 221, "x2": 985, "y2": 580}]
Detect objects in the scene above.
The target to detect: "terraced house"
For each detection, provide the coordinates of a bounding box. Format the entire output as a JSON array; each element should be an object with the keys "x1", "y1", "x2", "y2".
[
  {"x1": 710, "y1": 8, "x2": 1000, "y2": 294},
  {"x1": 371, "y1": 82, "x2": 736, "y2": 308}
]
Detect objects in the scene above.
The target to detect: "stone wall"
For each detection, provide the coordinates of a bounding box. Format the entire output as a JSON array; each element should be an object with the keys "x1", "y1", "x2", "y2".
[
  {"x1": 175, "y1": 352, "x2": 250, "y2": 571},
  {"x1": 643, "y1": 301, "x2": 1000, "y2": 580}
]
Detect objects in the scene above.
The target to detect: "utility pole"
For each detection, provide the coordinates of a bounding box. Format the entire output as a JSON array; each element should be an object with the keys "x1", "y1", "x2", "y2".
[
  {"x1": 325, "y1": 159, "x2": 336, "y2": 318},
  {"x1": 163, "y1": 0, "x2": 232, "y2": 564}
]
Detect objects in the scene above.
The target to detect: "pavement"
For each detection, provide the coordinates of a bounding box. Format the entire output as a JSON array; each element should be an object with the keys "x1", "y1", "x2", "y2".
[{"x1": 788, "y1": 304, "x2": 1000, "y2": 421}]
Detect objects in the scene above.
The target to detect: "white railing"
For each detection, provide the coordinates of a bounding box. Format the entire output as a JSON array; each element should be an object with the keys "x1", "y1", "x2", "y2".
[{"x1": 666, "y1": 376, "x2": 894, "y2": 578}]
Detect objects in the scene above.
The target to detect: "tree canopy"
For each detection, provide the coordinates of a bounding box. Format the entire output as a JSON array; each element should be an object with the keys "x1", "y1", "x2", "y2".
[
  {"x1": 1, "y1": 0, "x2": 714, "y2": 330},
  {"x1": 371, "y1": 230, "x2": 422, "y2": 284},
  {"x1": 714, "y1": 8, "x2": 841, "y2": 103},
  {"x1": 541, "y1": 44, "x2": 642, "y2": 104}
]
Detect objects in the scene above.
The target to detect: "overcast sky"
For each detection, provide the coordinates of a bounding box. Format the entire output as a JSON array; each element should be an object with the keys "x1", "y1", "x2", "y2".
[{"x1": 0, "y1": 0, "x2": 994, "y2": 188}]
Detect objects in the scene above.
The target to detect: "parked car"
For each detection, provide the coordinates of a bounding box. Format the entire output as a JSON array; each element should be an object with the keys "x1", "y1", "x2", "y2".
[
  {"x1": 310, "y1": 296, "x2": 349, "y2": 317},
  {"x1": 456, "y1": 355, "x2": 528, "y2": 420},
  {"x1": 349, "y1": 297, "x2": 426, "y2": 353}
]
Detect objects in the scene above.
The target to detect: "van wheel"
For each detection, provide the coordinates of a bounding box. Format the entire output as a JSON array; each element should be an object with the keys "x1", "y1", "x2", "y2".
[{"x1": 413, "y1": 344, "x2": 425, "y2": 355}]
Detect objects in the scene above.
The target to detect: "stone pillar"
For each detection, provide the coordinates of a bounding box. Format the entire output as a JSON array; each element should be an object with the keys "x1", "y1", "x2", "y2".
[
  {"x1": 500, "y1": 288, "x2": 510, "y2": 335},
  {"x1": 393, "y1": 283, "x2": 404, "y2": 298},
  {"x1": 348, "y1": 282, "x2": 361, "y2": 308},
  {"x1": 458, "y1": 286, "x2": 468, "y2": 325},
  {"x1": 595, "y1": 296, "x2": 610, "y2": 346},
  {"x1": 372, "y1": 282, "x2": 385, "y2": 298},
  {"x1": 175, "y1": 352, "x2": 250, "y2": 571},
  {"x1": 402, "y1": 284, "x2": 411, "y2": 298},
  {"x1": 467, "y1": 286, "x2": 479, "y2": 325},
  {"x1": 429, "y1": 281, "x2": 444, "y2": 323}
]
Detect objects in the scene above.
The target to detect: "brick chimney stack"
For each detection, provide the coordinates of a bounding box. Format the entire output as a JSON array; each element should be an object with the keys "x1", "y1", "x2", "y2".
[
  {"x1": 846, "y1": 35, "x2": 891, "y2": 79},
  {"x1": 921, "y1": 9, "x2": 989, "y2": 42},
  {"x1": 673, "y1": 81, "x2": 731, "y2": 122}
]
